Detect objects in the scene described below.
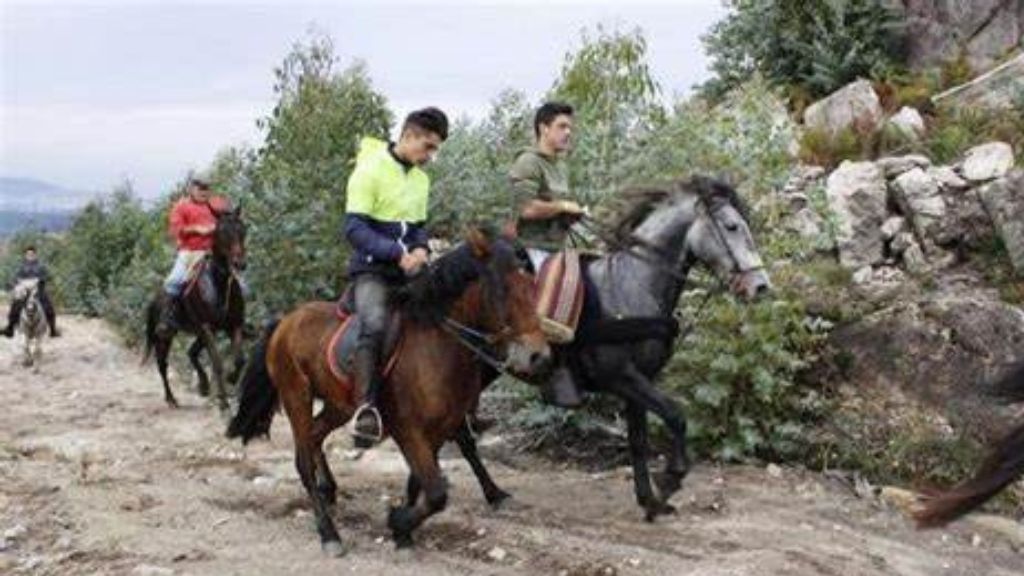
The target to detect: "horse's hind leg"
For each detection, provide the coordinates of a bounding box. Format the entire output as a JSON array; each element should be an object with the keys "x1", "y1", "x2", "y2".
[
  {"x1": 187, "y1": 338, "x2": 210, "y2": 397},
  {"x1": 389, "y1": 434, "x2": 447, "y2": 548},
  {"x1": 454, "y1": 423, "x2": 511, "y2": 508},
  {"x1": 155, "y1": 334, "x2": 178, "y2": 408},
  {"x1": 278, "y1": 361, "x2": 346, "y2": 556},
  {"x1": 310, "y1": 402, "x2": 348, "y2": 506}
]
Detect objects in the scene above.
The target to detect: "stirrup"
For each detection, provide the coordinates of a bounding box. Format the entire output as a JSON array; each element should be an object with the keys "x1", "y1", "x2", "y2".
[{"x1": 352, "y1": 403, "x2": 383, "y2": 446}]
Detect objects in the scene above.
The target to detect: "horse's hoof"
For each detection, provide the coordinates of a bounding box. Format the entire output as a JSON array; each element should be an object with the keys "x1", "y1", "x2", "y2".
[
  {"x1": 321, "y1": 540, "x2": 348, "y2": 558},
  {"x1": 393, "y1": 533, "x2": 414, "y2": 549},
  {"x1": 486, "y1": 490, "x2": 513, "y2": 510},
  {"x1": 166, "y1": 397, "x2": 179, "y2": 409}
]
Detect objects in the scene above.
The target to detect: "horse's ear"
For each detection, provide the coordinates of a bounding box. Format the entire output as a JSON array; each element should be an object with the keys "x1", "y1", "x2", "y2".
[{"x1": 464, "y1": 226, "x2": 493, "y2": 260}]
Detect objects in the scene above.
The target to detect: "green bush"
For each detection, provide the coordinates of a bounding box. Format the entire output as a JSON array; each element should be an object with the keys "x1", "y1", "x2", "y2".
[{"x1": 701, "y1": 0, "x2": 906, "y2": 102}]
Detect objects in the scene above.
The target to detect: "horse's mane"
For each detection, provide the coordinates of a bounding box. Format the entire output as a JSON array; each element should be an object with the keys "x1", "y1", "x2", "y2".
[
  {"x1": 602, "y1": 175, "x2": 750, "y2": 243},
  {"x1": 393, "y1": 242, "x2": 487, "y2": 324}
]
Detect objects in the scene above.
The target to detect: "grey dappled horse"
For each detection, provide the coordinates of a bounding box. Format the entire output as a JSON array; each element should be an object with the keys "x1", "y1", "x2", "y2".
[
  {"x1": 462, "y1": 175, "x2": 772, "y2": 521},
  {"x1": 14, "y1": 279, "x2": 47, "y2": 369}
]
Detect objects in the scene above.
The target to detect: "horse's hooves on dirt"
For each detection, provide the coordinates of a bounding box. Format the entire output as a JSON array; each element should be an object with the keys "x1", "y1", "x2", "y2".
[
  {"x1": 486, "y1": 489, "x2": 513, "y2": 509},
  {"x1": 165, "y1": 397, "x2": 179, "y2": 409},
  {"x1": 321, "y1": 540, "x2": 348, "y2": 558},
  {"x1": 393, "y1": 534, "x2": 414, "y2": 549},
  {"x1": 643, "y1": 501, "x2": 676, "y2": 523}
]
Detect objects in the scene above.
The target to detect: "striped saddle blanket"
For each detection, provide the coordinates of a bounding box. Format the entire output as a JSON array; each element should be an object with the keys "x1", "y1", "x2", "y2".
[{"x1": 535, "y1": 249, "x2": 585, "y2": 344}]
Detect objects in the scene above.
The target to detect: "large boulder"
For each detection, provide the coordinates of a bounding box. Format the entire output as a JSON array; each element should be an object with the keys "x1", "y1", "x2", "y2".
[
  {"x1": 962, "y1": 141, "x2": 1015, "y2": 182},
  {"x1": 977, "y1": 169, "x2": 1024, "y2": 273},
  {"x1": 823, "y1": 281, "x2": 1024, "y2": 443},
  {"x1": 896, "y1": 1, "x2": 1023, "y2": 73},
  {"x1": 803, "y1": 79, "x2": 884, "y2": 137},
  {"x1": 932, "y1": 53, "x2": 1024, "y2": 111},
  {"x1": 890, "y1": 167, "x2": 946, "y2": 251},
  {"x1": 826, "y1": 161, "x2": 889, "y2": 269}
]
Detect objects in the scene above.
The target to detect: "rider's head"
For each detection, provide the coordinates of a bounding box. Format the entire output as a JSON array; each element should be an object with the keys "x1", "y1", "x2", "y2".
[
  {"x1": 396, "y1": 107, "x2": 448, "y2": 166},
  {"x1": 188, "y1": 177, "x2": 212, "y2": 203},
  {"x1": 24, "y1": 246, "x2": 37, "y2": 262},
  {"x1": 534, "y1": 101, "x2": 574, "y2": 154}
]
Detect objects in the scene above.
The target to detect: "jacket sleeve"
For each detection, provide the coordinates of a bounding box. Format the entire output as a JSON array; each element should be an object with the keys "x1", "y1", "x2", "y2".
[
  {"x1": 344, "y1": 214, "x2": 404, "y2": 262},
  {"x1": 508, "y1": 153, "x2": 543, "y2": 218},
  {"x1": 168, "y1": 202, "x2": 186, "y2": 241},
  {"x1": 406, "y1": 221, "x2": 430, "y2": 253}
]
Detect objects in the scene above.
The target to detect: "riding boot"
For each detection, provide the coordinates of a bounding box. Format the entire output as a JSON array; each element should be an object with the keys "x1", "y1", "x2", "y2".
[
  {"x1": 352, "y1": 342, "x2": 385, "y2": 448},
  {"x1": 541, "y1": 360, "x2": 583, "y2": 408},
  {"x1": 2, "y1": 299, "x2": 23, "y2": 338},
  {"x1": 156, "y1": 296, "x2": 180, "y2": 337},
  {"x1": 43, "y1": 303, "x2": 60, "y2": 338}
]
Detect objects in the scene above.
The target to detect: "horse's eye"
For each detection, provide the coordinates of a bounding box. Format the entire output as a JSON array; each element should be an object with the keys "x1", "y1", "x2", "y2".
[{"x1": 725, "y1": 223, "x2": 739, "y2": 233}]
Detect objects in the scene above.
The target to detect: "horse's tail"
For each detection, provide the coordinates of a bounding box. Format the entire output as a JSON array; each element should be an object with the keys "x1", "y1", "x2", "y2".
[
  {"x1": 915, "y1": 361, "x2": 1024, "y2": 527},
  {"x1": 226, "y1": 319, "x2": 281, "y2": 444},
  {"x1": 142, "y1": 297, "x2": 160, "y2": 365}
]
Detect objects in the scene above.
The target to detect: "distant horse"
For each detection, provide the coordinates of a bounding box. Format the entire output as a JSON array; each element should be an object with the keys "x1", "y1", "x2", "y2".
[
  {"x1": 462, "y1": 176, "x2": 773, "y2": 521},
  {"x1": 13, "y1": 278, "x2": 47, "y2": 369},
  {"x1": 144, "y1": 207, "x2": 247, "y2": 411},
  {"x1": 226, "y1": 228, "x2": 550, "y2": 555},
  {"x1": 914, "y1": 360, "x2": 1024, "y2": 527}
]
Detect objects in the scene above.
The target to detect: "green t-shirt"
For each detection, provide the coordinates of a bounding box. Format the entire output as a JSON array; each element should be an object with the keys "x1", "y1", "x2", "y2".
[{"x1": 507, "y1": 147, "x2": 572, "y2": 250}]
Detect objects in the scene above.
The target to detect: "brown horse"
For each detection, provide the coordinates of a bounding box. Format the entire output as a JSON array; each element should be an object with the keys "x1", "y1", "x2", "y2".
[
  {"x1": 226, "y1": 229, "x2": 549, "y2": 555},
  {"x1": 144, "y1": 207, "x2": 247, "y2": 411},
  {"x1": 914, "y1": 360, "x2": 1024, "y2": 527}
]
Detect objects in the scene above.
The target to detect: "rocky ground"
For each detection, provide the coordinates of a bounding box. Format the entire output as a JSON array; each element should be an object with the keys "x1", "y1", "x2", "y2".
[{"x1": 0, "y1": 315, "x2": 1021, "y2": 575}]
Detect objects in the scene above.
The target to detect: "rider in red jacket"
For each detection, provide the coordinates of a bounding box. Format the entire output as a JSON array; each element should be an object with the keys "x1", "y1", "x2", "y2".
[{"x1": 157, "y1": 176, "x2": 230, "y2": 333}]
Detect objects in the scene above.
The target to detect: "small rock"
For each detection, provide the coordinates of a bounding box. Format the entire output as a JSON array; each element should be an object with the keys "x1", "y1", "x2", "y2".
[
  {"x1": 132, "y1": 565, "x2": 174, "y2": 576},
  {"x1": 880, "y1": 216, "x2": 907, "y2": 241},
  {"x1": 4, "y1": 524, "x2": 27, "y2": 541},
  {"x1": 487, "y1": 546, "x2": 508, "y2": 562},
  {"x1": 879, "y1": 486, "x2": 918, "y2": 512},
  {"x1": 627, "y1": 558, "x2": 642, "y2": 567},
  {"x1": 852, "y1": 266, "x2": 874, "y2": 285},
  {"x1": 766, "y1": 463, "x2": 783, "y2": 479},
  {"x1": 971, "y1": 533, "x2": 983, "y2": 547},
  {"x1": 251, "y1": 475, "x2": 276, "y2": 488},
  {"x1": 886, "y1": 107, "x2": 926, "y2": 141},
  {"x1": 876, "y1": 154, "x2": 931, "y2": 178},
  {"x1": 962, "y1": 142, "x2": 1014, "y2": 182},
  {"x1": 902, "y1": 242, "x2": 930, "y2": 274},
  {"x1": 927, "y1": 166, "x2": 968, "y2": 191},
  {"x1": 476, "y1": 527, "x2": 487, "y2": 537}
]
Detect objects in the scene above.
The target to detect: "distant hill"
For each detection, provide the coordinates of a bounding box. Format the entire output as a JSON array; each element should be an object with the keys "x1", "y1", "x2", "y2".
[
  {"x1": 0, "y1": 210, "x2": 76, "y2": 237},
  {"x1": 0, "y1": 177, "x2": 98, "y2": 237}
]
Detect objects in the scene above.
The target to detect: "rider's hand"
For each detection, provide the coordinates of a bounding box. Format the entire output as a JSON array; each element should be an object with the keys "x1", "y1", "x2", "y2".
[
  {"x1": 399, "y1": 252, "x2": 422, "y2": 275},
  {"x1": 410, "y1": 247, "x2": 430, "y2": 265},
  {"x1": 559, "y1": 200, "x2": 584, "y2": 216}
]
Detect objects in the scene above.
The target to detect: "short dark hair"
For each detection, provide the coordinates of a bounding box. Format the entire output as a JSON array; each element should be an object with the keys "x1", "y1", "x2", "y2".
[
  {"x1": 534, "y1": 101, "x2": 574, "y2": 138},
  {"x1": 24, "y1": 245, "x2": 36, "y2": 253},
  {"x1": 402, "y1": 107, "x2": 449, "y2": 141}
]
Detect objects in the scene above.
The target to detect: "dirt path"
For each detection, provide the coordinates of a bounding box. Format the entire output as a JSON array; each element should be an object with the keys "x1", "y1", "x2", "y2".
[{"x1": 1, "y1": 315, "x2": 1021, "y2": 575}]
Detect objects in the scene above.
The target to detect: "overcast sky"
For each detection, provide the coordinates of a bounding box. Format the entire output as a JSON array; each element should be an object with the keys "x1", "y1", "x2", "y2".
[{"x1": 1, "y1": 0, "x2": 727, "y2": 198}]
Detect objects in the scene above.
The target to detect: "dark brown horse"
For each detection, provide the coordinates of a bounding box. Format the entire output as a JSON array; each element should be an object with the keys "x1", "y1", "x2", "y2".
[
  {"x1": 914, "y1": 360, "x2": 1024, "y2": 527},
  {"x1": 144, "y1": 207, "x2": 247, "y2": 411},
  {"x1": 226, "y1": 229, "x2": 549, "y2": 555}
]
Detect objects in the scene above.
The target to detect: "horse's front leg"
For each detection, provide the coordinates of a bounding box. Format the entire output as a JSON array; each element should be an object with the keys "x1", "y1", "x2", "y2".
[
  {"x1": 454, "y1": 422, "x2": 511, "y2": 508},
  {"x1": 389, "y1": 434, "x2": 448, "y2": 548},
  {"x1": 198, "y1": 326, "x2": 229, "y2": 413}
]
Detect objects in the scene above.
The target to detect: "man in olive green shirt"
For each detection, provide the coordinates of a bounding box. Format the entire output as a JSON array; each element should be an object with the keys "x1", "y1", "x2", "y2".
[{"x1": 507, "y1": 101, "x2": 585, "y2": 407}]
